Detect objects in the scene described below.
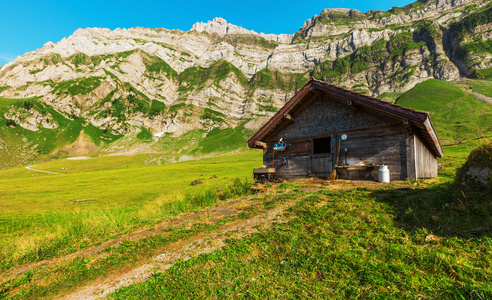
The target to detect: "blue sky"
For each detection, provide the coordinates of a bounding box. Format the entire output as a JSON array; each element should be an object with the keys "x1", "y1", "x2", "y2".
[{"x1": 0, "y1": 0, "x2": 416, "y2": 65}]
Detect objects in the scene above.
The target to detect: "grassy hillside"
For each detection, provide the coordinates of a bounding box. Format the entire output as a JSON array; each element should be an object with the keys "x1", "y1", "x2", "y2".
[
  {"x1": 396, "y1": 79, "x2": 492, "y2": 145},
  {"x1": 0, "y1": 97, "x2": 122, "y2": 168},
  {"x1": 0, "y1": 94, "x2": 260, "y2": 168}
]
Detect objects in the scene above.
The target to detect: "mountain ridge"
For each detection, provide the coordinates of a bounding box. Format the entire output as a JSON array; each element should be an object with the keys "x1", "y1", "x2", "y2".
[{"x1": 0, "y1": 0, "x2": 491, "y2": 167}]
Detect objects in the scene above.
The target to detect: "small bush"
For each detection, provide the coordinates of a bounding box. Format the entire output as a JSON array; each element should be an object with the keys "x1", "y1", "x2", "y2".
[
  {"x1": 23, "y1": 100, "x2": 34, "y2": 110},
  {"x1": 5, "y1": 119, "x2": 16, "y2": 127}
]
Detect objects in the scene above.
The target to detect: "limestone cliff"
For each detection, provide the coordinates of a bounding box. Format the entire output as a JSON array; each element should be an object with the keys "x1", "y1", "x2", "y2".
[{"x1": 0, "y1": 0, "x2": 490, "y2": 148}]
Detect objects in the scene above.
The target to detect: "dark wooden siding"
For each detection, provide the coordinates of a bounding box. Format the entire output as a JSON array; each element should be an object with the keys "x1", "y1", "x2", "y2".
[
  {"x1": 311, "y1": 154, "x2": 332, "y2": 177},
  {"x1": 263, "y1": 150, "x2": 309, "y2": 179},
  {"x1": 291, "y1": 138, "x2": 309, "y2": 156},
  {"x1": 334, "y1": 125, "x2": 408, "y2": 181},
  {"x1": 271, "y1": 96, "x2": 398, "y2": 142},
  {"x1": 260, "y1": 94, "x2": 423, "y2": 181},
  {"x1": 264, "y1": 124, "x2": 409, "y2": 180}
]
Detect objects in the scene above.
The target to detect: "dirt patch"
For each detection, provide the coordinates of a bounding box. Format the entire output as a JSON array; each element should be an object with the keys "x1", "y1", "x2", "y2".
[
  {"x1": 67, "y1": 130, "x2": 102, "y2": 156},
  {"x1": 3, "y1": 178, "x2": 414, "y2": 298}
]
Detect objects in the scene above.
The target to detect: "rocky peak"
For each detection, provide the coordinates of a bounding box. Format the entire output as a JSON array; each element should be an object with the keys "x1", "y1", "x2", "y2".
[
  {"x1": 297, "y1": 0, "x2": 480, "y2": 40},
  {"x1": 191, "y1": 17, "x2": 293, "y2": 44}
]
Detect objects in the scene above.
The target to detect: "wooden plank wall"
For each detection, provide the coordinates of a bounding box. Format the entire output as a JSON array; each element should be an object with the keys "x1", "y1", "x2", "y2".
[
  {"x1": 336, "y1": 125, "x2": 408, "y2": 181},
  {"x1": 405, "y1": 135, "x2": 417, "y2": 181},
  {"x1": 311, "y1": 154, "x2": 332, "y2": 177},
  {"x1": 415, "y1": 136, "x2": 438, "y2": 178},
  {"x1": 263, "y1": 151, "x2": 309, "y2": 179},
  {"x1": 263, "y1": 124, "x2": 409, "y2": 180},
  {"x1": 271, "y1": 96, "x2": 398, "y2": 142}
]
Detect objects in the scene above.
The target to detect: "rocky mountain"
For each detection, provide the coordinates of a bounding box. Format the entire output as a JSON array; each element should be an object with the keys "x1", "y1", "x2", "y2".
[{"x1": 0, "y1": 0, "x2": 491, "y2": 165}]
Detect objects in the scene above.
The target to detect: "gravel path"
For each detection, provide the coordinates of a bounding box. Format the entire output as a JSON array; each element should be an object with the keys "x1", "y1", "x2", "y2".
[{"x1": 25, "y1": 165, "x2": 65, "y2": 175}]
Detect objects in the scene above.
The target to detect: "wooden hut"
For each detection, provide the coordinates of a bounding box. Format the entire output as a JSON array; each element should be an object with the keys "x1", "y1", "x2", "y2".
[{"x1": 247, "y1": 79, "x2": 443, "y2": 181}]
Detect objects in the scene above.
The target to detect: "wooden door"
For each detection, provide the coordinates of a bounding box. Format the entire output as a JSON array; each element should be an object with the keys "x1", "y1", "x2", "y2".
[
  {"x1": 310, "y1": 134, "x2": 334, "y2": 177},
  {"x1": 311, "y1": 154, "x2": 333, "y2": 177}
]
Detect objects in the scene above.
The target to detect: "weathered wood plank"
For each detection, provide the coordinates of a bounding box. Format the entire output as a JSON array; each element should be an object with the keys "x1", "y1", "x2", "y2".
[
  {"x1": 406, "y1": 135, "x2": 417, "y2": 181},
  {"x1": 415, "y1": 136, "x2": 438, "y2": 178}
]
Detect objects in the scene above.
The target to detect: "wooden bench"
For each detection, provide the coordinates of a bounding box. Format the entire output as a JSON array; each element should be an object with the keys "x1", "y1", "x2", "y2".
[
  {"x1": 253, "y1": 168, "x2": 276, "y2": 181},
  {"x1": 336, "y1": 165, "x2": 380, "y2": 181}
]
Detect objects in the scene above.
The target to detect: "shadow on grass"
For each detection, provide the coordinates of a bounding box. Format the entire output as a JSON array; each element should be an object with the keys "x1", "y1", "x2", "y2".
[{"x1": 372, "y1": 182, "x2": 492, "y2": 238}]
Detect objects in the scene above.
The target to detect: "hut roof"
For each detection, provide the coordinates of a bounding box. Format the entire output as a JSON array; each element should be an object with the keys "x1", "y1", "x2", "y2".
[{"x1": 247, "y1": 78, "x2": 443, "y2": 158}]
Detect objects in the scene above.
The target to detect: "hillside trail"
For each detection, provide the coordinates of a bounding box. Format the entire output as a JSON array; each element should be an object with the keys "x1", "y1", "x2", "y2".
[
  {"x1": 25, "y1": 165, "x2": 65, "y2": 175},
  {"x1": 61, "y1": 193, "x2": 301, "y2": 299},
  {"x1": 2, "y1": 179, "x2": 400, "y2": 298}
]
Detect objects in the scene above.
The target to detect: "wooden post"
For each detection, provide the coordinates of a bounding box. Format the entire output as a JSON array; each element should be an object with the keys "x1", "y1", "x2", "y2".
[
  {"x1": 272, "y1": 150, "x2": 275, "y2": 168},
  {"x1": 255, "y1": 141, "x2": 267, "y2": 149}
]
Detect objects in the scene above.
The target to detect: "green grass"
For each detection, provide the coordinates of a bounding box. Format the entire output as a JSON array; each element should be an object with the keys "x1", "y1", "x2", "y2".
[
  {"x1": 377, "y1": 92, "x2": 400, "y2": 103},
  {"x1": 248, "y1": 68, "x2": 307, "y2": 91},
  {"x1": 40, "y1": 53, "x2": 63, "y2": 65},
  {"x1": 200, "y1": 108, "x2": 226, "y2": 123},
  {"x1": 449, "y1": 4, "x2": 492, "y2": 42},
  {"x1": 50, "y1": 76, "x2": 103, "y2": 96},
  {"x1": 0, "y1": 150, "x2": 262, "y2": 270},
  {"x1": 143, "y1": 53, "x2": 178, "y2": 78},
  {"x1": 136, "y1": 127, "x2": 153, "y2": 140},
  {"x1": 0, "y1": 97, "x2": 121, "y2": 167},
  {"x1": 111, "y1": 182, "x2": 492, "y2": 299},
  {"x1": 473, "y1": 69, "x2": 492, "y2": 81},
  {"x1": 178, "y1": 60, "x2": 249, "y2": 92},
  {"x1": 457, "y1": 40, "x2": 492, "y2": 60},
  {"x1": 396, "y1": 79, "x2": 492, "y2": 144},
  {"x1": 148, "y1": 100, "x2": 167, "y2": 117},
  {"x1": 464, "y1": 79, "x2": 492, "y2": 97},
  {"x1": 191, "y1": 124, "x2": 250, "y2": 155},
  {"x1": 0, "y1": 176, "x2": 257, "y2": 298}
]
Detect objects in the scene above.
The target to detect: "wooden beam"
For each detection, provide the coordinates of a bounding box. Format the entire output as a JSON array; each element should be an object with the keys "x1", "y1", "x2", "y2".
[
  {"x1": 255, "y1": 141, "x2": 267, "y2": 149},
  {"x1": 403, "y1": 118, "x2": 413, "y2": 134}
]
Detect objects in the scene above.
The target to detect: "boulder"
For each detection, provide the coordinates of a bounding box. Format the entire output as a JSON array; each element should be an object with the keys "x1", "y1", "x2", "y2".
[{"x1": 456, "y1": 142, "x2": 492, "y2": 190}]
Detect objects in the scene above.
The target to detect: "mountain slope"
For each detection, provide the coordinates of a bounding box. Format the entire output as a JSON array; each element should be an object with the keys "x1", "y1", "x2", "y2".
[{"x1": 0, "y1": 0, "x2": 491, "y2": 167}]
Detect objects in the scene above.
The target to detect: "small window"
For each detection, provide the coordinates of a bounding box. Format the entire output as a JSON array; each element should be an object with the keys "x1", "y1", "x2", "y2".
[{"x1": 313, "y1": 137, "x2": 331, "y2": 154}]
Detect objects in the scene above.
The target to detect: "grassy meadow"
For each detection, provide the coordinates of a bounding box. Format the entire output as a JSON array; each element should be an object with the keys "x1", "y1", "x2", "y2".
[
  {"x1": 396, "y1": 79, "x2": 492, "y2": 145},
  {"x1": 0, "y1": 150, "x2": 262, "y2": 271},
  {"x1": 111, "y1": 186, "x2": 492, "y2": 299},
  {"x1": 0, "y1": 78, "x2": 491, "y2": 298}
]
